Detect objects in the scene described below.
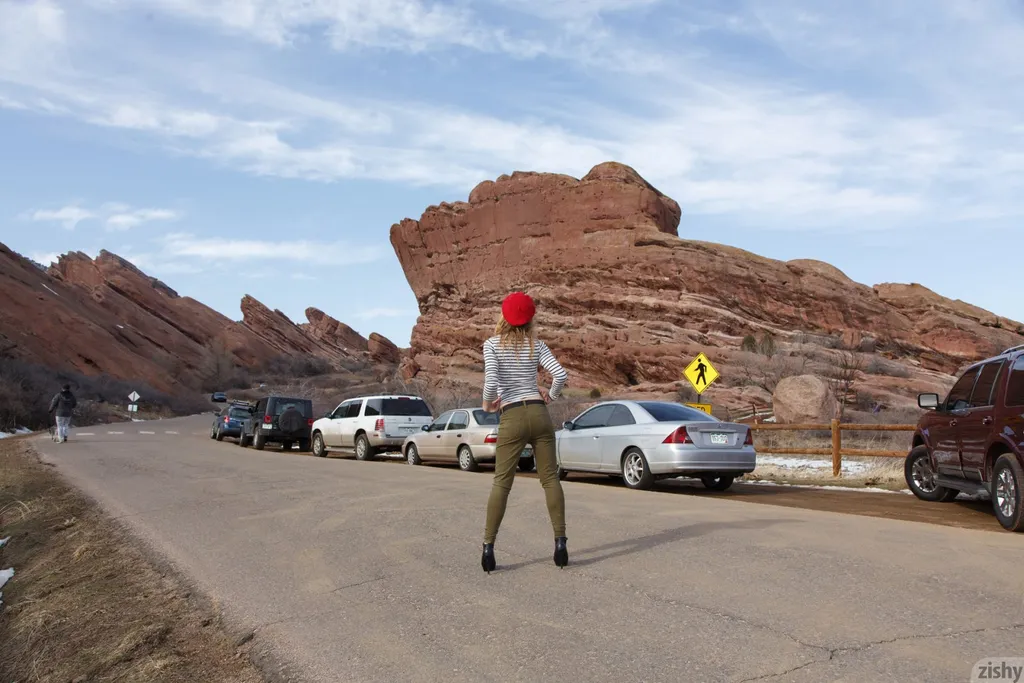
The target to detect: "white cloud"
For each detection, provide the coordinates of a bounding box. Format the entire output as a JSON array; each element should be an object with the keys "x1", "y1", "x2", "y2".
[
  {"x1": 29, "y1": 206, "x2": 96, "y2": 230},
  {"x1": 357, "y1": 307, "x2": 418, "y2": 319},
  {"x1": 160, "y1": 232, "x2": 382, "y2": 266},
  {"x1": 106, "y1": 208, "x2": 180, "y2": 231},
  {"x1": 29, "y1": 251, "x2": 62, "y2": 266}
]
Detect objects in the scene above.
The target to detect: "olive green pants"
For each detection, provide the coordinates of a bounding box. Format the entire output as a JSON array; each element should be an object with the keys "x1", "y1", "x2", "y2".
[{"x1": 484, "y1": 402, "x2": 566, "y2": 544}]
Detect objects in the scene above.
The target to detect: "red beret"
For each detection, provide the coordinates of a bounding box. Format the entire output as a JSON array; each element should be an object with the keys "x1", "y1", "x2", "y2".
[{"x1": 501, "y1": 291, "x2": 535, "y2": 327}]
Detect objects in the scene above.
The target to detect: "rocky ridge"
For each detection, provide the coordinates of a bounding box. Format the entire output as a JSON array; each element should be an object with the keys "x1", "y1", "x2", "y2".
[
  {"x1": 0, "y1": 245, "x2": 399, "y2": 395},
  {"x1": 390, "y1": 162, "x2": 1024, "y2": 413}
]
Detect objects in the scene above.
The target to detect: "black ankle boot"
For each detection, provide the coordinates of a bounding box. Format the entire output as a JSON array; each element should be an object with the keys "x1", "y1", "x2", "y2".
[
  {"x1": 553, "y1": 537, "x2": 568, "y2": 568},
  {"x1": 481, "y1": 543, "x2": 496, "y2": 573}
]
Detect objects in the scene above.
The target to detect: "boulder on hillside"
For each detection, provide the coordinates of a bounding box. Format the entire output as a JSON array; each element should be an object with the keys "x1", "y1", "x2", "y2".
[
  {"x1": 368, "y1": 333, "x2": 401, "y2": 364},
  {"x1": 772, "y1": 375, "x2": 838, "y2": 424}
]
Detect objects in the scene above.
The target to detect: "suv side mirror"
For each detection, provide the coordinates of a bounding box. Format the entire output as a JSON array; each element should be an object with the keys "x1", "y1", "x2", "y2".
[
  {"x1": 563, "y1": 421, "x2": 575, "y2": 431},
  {"x1": 918, "y1": 393, "x2": 940, "y2": 410}
]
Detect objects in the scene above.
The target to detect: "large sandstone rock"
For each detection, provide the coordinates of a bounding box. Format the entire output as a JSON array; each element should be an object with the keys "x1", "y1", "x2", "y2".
[
  {"x1": 389, "y1": 161, "x2": 1024, "y2": 409},
  {"x1": 772, "y1": 375, "x2": 838, "y2": 424},
  {"x1": 304, "y1": 307, "x2": 369, "y2": 353}
]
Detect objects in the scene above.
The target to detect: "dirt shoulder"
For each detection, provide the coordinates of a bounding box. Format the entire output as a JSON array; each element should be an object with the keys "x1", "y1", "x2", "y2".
[{"x1": 0, "y1": 437, "x2": 266, "y2": 683}]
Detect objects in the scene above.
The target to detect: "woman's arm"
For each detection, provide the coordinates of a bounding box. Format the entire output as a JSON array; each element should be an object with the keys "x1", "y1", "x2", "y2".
[
  {"x1": 537, "y1": 341, "x2": 568, "y2": 399},
  {"x1": 482, "y1": 339, "x2": 501, "y2": 412}
]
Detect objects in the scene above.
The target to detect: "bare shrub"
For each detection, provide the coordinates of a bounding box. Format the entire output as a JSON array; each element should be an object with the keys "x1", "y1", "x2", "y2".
[
  {"x1": 824, "y1": 351, "x2": 865, "y2": 421},
  {"x1": 735, "y1": 352, "x2": 809, "y2": 394},
  {"x1": 864, "y1": 356, "x2": 911, "y2": 378},
  {"x1": 741, "y1": 334, "x2": 757, "y2": 352}
]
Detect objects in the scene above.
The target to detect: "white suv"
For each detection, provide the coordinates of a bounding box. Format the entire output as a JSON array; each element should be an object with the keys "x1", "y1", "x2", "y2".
[{"x1": 311, "y1": 395, "x2": 434, "y2": 460}]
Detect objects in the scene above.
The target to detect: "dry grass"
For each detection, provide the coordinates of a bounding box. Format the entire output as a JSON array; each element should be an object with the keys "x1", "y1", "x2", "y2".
[{"x1": 0, "y1": 438, "x2": 265, "y2": 683}]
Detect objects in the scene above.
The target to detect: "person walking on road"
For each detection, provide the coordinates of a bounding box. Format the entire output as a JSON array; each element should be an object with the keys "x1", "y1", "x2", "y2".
[
  {"x1": 49, "y1": 383, "x2": 76, "y2": 443},
  {"x1": 480, "y1": 291, "x2": 569, "y2": 573}
]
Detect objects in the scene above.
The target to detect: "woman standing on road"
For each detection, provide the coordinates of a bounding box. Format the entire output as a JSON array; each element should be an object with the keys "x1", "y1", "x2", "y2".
[{"x1": 480, "y1": 291, "x2": 569, "y2": 573}]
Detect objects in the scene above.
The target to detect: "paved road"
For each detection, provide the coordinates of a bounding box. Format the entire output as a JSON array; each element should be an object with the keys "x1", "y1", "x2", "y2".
[{"x1": 38, "y1": 416, "x2": 1024, "y2": 683}]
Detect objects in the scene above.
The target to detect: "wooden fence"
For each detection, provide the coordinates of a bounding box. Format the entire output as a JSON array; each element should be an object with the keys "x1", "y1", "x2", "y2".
[{"x1": 750, "y1": 420, "x2": 916, "y2": 477}]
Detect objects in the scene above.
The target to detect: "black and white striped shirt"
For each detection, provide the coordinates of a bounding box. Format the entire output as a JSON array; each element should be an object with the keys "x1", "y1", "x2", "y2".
[{"x1": 482, "y1": 336, "x2": 568, "y2": 403}]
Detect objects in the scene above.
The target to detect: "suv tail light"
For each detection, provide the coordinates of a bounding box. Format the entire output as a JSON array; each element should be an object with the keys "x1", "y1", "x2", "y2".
[
  {"x1": 307, "y1": 419, "x2": 314, "y2": 426},
  {"x1": 484, "y1": 433, "x2": 498, "y2": 444},
  {"x1": 263, "y1": 414, "x2": 272, "y2": 424},
  {"x1": 223, "y1": 416, "x2": 230, "y2": 423},
  {"x1": 663, "y1": 426, "x2": 693, "y2": 444},
  {"x1": 374, "y1": 418, "x2": 385, "y2": 432},
  {"x1": 744, "y1": 428, "x2": 754, "y2": 446}
]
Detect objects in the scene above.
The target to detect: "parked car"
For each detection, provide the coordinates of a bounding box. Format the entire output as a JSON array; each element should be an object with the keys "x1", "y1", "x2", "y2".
[
  {"x1": 402, "y1": 407, "x2": 535, "y2": 472},
  {"x1": 310, "y1": 395, "x2": 433, "y2": 460},
  {"x1": 210, "y1": 402, "x2": 252, "y2": 441},
  {"x1": 905, "y1": 344, "x2": 1024, "y2": 532},
  {"x1": 237, "y1": 395, "x2": 314, "y2": 452},
  {"x1": 211, "y1": 391, "x2": 227, "y2": 403},
  {"x1": 555, "y1": 400, "x2": 756, "y2": 491}
]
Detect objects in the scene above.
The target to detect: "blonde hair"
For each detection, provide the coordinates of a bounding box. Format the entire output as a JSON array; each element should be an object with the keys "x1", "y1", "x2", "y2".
[{"x1": 495, "y1": 314, "x2": 535, "y2": 358}]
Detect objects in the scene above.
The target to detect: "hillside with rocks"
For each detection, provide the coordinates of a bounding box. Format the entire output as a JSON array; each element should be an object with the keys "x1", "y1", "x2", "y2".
[
  {"x1": 390, "y1": 161, "x2": 1024, "y2": 418},
  {"x1": 0, "y1": 245, "x2": 399, "y2": 399}
]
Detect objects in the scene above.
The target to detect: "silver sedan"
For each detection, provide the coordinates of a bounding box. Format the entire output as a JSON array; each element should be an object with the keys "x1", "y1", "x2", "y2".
[
  {"x1": 556, "y1": 400, "x2": 756, "y2": 491},
  {"x1": 402, "y1": 407, "x2": 534, "y2": 472}
]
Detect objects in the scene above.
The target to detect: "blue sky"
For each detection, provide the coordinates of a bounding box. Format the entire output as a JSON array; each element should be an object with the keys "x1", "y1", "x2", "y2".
[{"x1": 1, "y1": 0, "x2": 1022, "y2": 347}]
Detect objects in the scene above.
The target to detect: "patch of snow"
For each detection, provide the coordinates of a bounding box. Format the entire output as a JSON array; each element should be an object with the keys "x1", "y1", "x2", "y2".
[
  {"x1": 758, "y1": 455, "x2": 876, "y2": 476},
  {"x1": 0, "y1": 567, "x2": 12, "y2": 607},
  {"x1": 0, "y1": 537, "x2": 9, "y2": 548},
  {"x1": 0, "y1": 427, "x2": 32, "y2": 439},
  {"x1": 117, "y1": 324, "x2": 125, "y2": 329},
  {"x1": 744, "y1": 480, "x2": 911, "y2": 495},
  {"x1": 41, "y1": 284, "x2": 60, "y2": 297}
]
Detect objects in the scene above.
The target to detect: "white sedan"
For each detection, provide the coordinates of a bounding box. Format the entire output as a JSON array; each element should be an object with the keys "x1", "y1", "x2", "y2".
[{"x1": 556, "y1": 400, "x2": 756, "y2": 491}]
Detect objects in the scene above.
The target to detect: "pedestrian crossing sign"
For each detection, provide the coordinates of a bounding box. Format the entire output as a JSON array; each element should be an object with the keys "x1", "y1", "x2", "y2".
[{"x1": 683, "y1": 353, "x2": 719, "y2": 395}]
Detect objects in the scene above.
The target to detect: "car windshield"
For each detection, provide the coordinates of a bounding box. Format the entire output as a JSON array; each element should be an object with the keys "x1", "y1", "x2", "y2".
[
  {"x1": 473, "y1": 410, "x2": 499, "y2": 426},
  {"x1": 638, "y1": 402, "x2": 719, "y2": 422},
  {"x1": 381, "y1": 398, "x2": 432, "y2": 417}
]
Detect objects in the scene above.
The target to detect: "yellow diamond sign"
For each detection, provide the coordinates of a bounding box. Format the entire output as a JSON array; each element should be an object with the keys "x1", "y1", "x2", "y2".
[{"x1": 683, "y1": 353, "x2": 719, "y2": 395}]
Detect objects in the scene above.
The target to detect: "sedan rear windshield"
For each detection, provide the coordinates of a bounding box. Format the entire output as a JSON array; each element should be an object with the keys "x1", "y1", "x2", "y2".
[
  {"x1": 638, "y1": 402, "x2": 719, "y2": 422},
  {"x1": 473, "y1": 410, "x2": 500, "y2": 426},
  {"x1": 381, "y1": 398, "x2": 432, "y2": 417}
]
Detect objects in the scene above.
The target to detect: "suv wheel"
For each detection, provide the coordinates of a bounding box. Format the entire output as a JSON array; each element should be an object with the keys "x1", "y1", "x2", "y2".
[
  {"x1": 905, "y1": 445, "x2": 959, "y2": 502},
  {"x1": 253, "y1": 432, "x2": 266, "y2": 451},
  {"x1": 457, "y1": 445, "x2": 479, "y2": 472},
  {"x1": 518, "y1": 455, "x2": 535, "y2": 472},
  {"x1": 407, "y1": 443, "x2": 422, "y2": 466},
  {"x1": 215, "y1": 426, "x2": 224, "y2": 441},
  {"x1": 992, "y1": 454, "x2": 1024, "y2": 532},
  {"x1": 354, "y1": 434, "x2": 373, "y2": 461},
  {"x1": 238, "y1": 431, "x2": 250, "y2": 448},
  {"x1": 312, "y1": 433, "x2": 326, "y2": 457}
]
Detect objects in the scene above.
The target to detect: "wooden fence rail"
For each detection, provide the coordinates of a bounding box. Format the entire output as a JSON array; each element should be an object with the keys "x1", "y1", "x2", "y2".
[{"x1": 749, "y1": 419, "x2": 916, "y2": 476}]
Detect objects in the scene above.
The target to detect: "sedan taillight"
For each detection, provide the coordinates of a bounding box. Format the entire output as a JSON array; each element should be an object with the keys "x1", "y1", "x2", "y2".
[
  {"x1": 663, "y1": 426, "x2": 693, "y2": 444},
  {"x1": 744, "y1": 429, "x2": 754, "y2": 446},
  {"x1": 484, "y1": 433, "x2": 498, "y2": 444}
]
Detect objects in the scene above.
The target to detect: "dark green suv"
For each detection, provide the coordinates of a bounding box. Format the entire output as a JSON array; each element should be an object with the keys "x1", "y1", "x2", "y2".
[{"x1": 238, "y1": 395, "x2": 314, "y2": 452}]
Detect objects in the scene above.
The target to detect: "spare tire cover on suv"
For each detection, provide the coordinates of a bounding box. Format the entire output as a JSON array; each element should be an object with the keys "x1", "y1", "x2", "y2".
[{"x1": 278, "y1": 407, "x2": 305, "y2": 434}]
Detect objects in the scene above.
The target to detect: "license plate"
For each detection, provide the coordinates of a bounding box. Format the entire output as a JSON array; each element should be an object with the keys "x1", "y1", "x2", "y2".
[{"x1": 709, "y1": 433, "x2": 729, "y2": 445}]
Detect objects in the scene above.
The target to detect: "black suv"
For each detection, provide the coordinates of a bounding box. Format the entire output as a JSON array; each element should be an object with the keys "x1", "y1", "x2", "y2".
[{"x1": 238, "y1": 395, "x2": 314, "y2": 452}]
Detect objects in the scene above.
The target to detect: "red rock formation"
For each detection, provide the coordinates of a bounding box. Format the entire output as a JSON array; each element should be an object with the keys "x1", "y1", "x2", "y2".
[
  {"x1": 303, "y1": 307, "x2": 369, "y2": 353},
  {"x1": 0, "y1": 244, "x2": 395, "y2": 398},
  {"x1": 368, "y1": 333, "x2": 401, "y2": 364},
  {"x1": 390, "y1": 162, "x2": 1024, "y2": 409}
]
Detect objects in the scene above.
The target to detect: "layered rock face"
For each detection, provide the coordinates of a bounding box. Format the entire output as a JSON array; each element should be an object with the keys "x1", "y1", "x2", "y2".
[
  {"x1": 390, "y1": 162, "x2": 1024, "y2": 409},
  {"x1": 0, "y1": 244, "x2": 398, "y2": 396}
]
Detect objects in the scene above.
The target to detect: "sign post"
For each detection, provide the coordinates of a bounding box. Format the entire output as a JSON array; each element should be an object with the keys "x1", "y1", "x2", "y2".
[{"x1": 682, "y1": 353, "x2": 719, "y2": 414}]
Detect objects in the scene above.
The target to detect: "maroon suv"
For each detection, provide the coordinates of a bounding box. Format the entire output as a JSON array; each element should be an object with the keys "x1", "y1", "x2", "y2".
[{"x1": 905, "y1": 344, "x2": 1024, "y2": 532}]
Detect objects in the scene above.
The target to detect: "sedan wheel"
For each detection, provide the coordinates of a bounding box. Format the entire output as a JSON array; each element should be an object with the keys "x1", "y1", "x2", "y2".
[
  {"x1": 458, "y1": 446, "x2": 479, "y2": 472},
  {"x1": 312, "y1": 433, "x2": 326, "y2": 458},
  {"x1": 407, "y1": 443, "x2": 422, "y2": 466},
  {"x1": 700, "y1": 475, "x2": 735, "y2": 491},
  {"x1": 621, "y1": 448, "x2": 654, "y2": 490}
]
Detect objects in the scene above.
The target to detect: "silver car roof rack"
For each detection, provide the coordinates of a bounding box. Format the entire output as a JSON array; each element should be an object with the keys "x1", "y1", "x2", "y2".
[{"x1": 1001, "y1": 344, "x2": 1024, "y2": 355}]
